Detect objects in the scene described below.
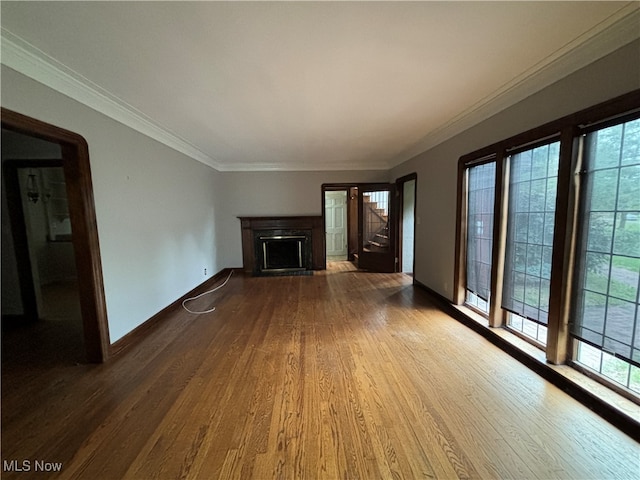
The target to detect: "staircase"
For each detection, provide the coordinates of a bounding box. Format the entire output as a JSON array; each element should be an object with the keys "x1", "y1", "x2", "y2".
[{"x1": 362, "y1": 194, "x2": 389, "y2": 252}]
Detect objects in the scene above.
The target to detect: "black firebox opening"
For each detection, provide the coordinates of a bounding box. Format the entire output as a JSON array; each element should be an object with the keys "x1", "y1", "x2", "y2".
[
  {"x1": 254, "y1": 229, "x2": 312, "y2": 276},
  {"x1": 262, "y1": 237, "x2": 305, "y2": 270}
]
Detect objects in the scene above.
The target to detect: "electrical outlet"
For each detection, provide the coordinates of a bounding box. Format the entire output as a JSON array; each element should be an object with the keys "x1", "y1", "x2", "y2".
[{"x1": 204, "y1": 268, "x2": 207, "y2": 275}]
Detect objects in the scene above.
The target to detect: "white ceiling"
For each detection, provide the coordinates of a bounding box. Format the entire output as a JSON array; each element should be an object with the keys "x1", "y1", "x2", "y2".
[{"x1": 1, "y1": 1, "x2": 639, "y2": 171}]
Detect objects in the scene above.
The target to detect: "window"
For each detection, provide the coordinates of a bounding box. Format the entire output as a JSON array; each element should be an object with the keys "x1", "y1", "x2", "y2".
[
  {"x1": 455, "y1": 90, "x2": 640, "y2": 402},
  {"x1": 572, "y1": 118, "x2": 640, "y2": 393},
  {"x1": 503, "y1": 142, "x2": 560, "y2": 344},
  {"x1": 465, "y1": 161, "x2": 496, "y2": 314}
]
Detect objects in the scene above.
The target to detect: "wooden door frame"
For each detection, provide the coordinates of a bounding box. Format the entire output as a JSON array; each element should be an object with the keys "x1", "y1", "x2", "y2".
[{"x1": 2, "y1": 108, "x2": 110, "y2": 362}]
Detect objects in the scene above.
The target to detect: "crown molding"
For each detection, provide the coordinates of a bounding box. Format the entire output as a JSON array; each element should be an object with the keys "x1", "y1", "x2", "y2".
[
  {"x1": 389, "y1": 4, "x2": 640, "y2": 168},
  {"x1": 216, "y1": 160, "x2": 390, "y2": 172},
  {"x1": 0, "y1": 28, "x2": 222, "y2": 170}
]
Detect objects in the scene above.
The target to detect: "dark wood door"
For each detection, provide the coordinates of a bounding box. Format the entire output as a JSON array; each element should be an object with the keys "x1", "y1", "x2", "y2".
[{"x1": 357, "y1": 183, "x2": 397, "y2": 272}]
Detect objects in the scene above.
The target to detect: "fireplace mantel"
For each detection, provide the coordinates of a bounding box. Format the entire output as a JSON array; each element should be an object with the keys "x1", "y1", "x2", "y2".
[{"x1": 238, "y1": 216, "x2": 325, "y2": 274}]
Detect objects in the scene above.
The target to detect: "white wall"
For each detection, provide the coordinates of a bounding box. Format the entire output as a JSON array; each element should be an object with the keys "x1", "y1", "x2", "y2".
[
  {"x1": 390, "y1": 39, "x2": 640, "y2": 300},
  {"x1": 1, "y1": 66, "x2": 221, "y2": 342},
  {"x1": 214, "y1": 170, "x2": 387, "y2": 267}
]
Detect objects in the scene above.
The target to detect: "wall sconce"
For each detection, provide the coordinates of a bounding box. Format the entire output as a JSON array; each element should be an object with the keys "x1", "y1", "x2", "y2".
[{"x1": 26, "y1": 171, "x2": 40, "y2": 204}]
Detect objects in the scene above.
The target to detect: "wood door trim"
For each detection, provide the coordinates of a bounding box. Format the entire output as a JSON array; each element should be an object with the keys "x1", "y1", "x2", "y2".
[{"x1": 2, "y1": 108, "x2": 110, "y2": 362}]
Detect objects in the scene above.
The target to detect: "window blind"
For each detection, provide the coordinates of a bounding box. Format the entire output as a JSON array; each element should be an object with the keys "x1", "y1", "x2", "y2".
[
  {"x1": 502, "y1": 142, "x2": 560, "y2": 325},
  {"x1": 466, "y1": 162, "x2": 496, "y2": 302}
]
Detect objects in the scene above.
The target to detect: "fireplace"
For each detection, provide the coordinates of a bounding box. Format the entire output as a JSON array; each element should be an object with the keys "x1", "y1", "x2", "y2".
[
  {"x1": 255, "y1": 231, "x2": 312, "y2": 275},
  {"x1": 239, "y1": 216, "x2": 325, "y2": 275}
]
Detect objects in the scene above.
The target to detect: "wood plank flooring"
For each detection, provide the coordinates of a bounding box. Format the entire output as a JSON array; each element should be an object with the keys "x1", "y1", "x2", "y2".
[{"x1": 2, "y1": 262, "x2": 639, "y2": 479}]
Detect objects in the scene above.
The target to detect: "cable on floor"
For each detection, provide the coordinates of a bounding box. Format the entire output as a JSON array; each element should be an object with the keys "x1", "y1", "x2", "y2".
[{"x1": 182, "y1": 269, "x2": 234, "y2": 314}]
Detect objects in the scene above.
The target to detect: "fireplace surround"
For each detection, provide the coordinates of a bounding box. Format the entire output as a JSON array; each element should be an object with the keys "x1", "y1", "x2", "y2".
[{"x1": 239, "y1": 216, "x2": 325, "y2": 275}]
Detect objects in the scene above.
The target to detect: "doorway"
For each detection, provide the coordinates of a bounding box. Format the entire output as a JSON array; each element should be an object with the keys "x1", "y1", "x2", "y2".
[
  {"x1": 397, "y1": 174, "x2": 417, "y2": 275},
  {"x1": 322, "y1": 184, "x2": 357, "y2": 267},
  {"x1": 357, "y1": 183, "x2": 397, "y2": 272},
  {"x1": 323, "y1": 178, "x2": 415, "y2": 274},
  {"x1": 324, "y1": 190, "x2": 348, "y2": 261},
  {"x1": 1, "y1": 109, "x2": 110, "y2": 363},
  {"x1": 322, "y1": 182, "x2": 397, "y2": 273}
]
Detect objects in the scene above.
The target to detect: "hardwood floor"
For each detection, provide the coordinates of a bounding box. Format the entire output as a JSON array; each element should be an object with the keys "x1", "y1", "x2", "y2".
[{"x1": 2, "y1": 263, "x2": 638, "y2": 479}]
